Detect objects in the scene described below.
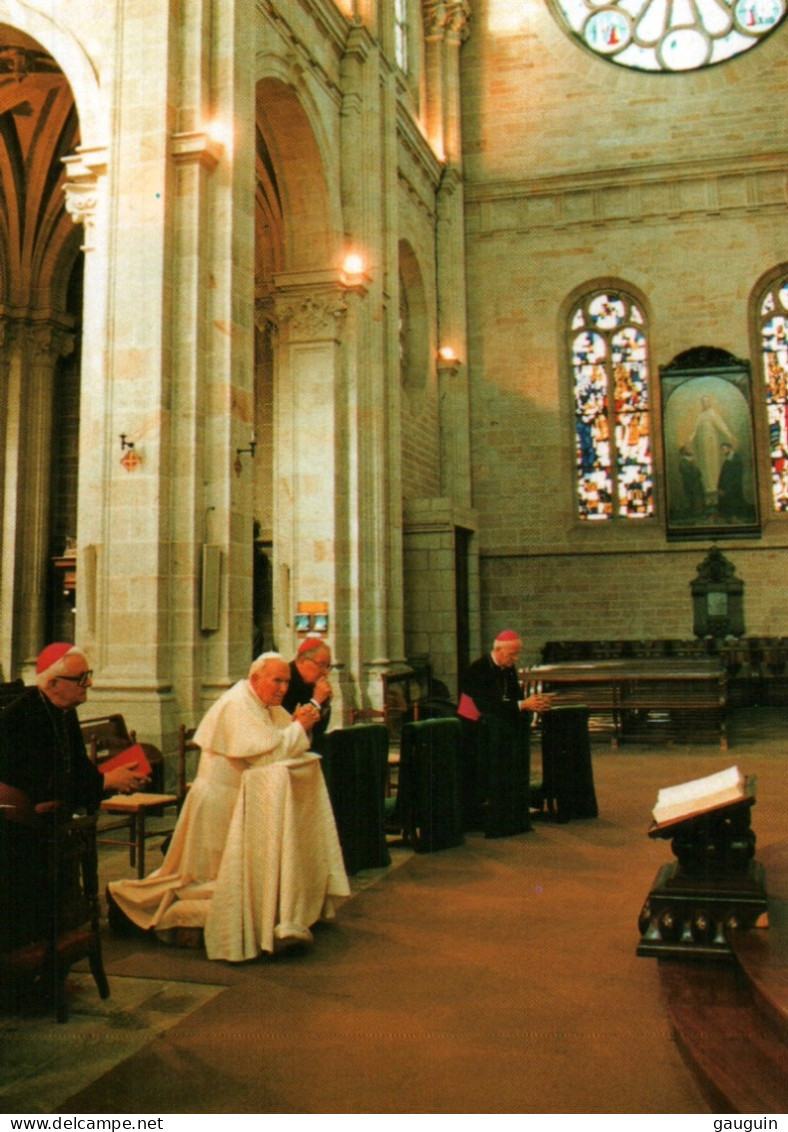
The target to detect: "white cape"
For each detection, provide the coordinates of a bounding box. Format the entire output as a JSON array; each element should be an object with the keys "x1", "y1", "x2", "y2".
[{"x1": 108, "y1": 680, "x2": 349, "y2": 961}]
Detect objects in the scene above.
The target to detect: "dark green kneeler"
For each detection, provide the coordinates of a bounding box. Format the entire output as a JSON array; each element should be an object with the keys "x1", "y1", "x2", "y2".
[
  {"x1": 397, "y1": 718, "x2": 465, "y2": 852},
  {"x1": 539, "y1": 705, "x2": 597, "y2": 823},
  {"x1": 319, "y1": 724, "x2": 391, "y2": 875},
  {"x1": 477, "y1": 714, "x2": 533, "y2": 838}
]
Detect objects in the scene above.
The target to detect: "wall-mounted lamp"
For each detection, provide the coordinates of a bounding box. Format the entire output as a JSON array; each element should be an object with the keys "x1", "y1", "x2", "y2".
[
  {"x1": 437, "y1": 346, "x2": 461, "y2": 373},
  {"x1": 235, "y1": 435, "x2": 257, "y2": 476},
  {"x1": 119, "y1": 433, "x2": 142, "y2": 472},
  {"x1": 340, "y1": 252, "x2": 371, "y2": 291}
]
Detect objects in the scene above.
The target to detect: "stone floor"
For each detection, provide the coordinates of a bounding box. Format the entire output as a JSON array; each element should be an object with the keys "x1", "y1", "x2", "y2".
[{"x1": 1, "y1": 705, "x2": 785, "y2": 1114}]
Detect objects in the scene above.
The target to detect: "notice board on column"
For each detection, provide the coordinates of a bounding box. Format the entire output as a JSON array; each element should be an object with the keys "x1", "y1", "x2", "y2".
[{"x1": 295, "y1": 601, "x2": 329, "y2": 636}]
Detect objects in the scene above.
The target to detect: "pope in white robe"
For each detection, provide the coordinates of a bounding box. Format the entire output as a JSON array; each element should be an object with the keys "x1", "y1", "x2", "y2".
[{"x1": 108, "y1": 653, "x2": 350, "y2": 961}]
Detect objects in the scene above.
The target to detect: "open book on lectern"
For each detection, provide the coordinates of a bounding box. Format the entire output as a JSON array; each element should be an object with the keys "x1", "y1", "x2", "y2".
[{"x1": 650, "y1": 765, "x2": 753, "y2": 827}]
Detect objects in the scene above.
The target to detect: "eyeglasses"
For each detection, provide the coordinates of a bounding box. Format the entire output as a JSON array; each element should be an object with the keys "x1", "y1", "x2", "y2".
[{"x1": 58, "y1": 670, "x2": 93, "y2": 687}]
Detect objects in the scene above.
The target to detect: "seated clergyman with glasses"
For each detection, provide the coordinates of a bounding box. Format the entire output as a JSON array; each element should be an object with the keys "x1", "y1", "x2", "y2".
[
  {"x1": 0, "y1": 642, "x2": 147, "y2": 948},
  {"x1": 282, "y1": 637, "x2": 333, "y2": 745}
]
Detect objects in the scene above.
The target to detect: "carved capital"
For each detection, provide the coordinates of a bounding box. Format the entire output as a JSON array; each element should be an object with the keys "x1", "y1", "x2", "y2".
[
  {"x1": 62, "y1": 148, "x2": 107, "y2": 252},
  {"x1": 254, "y1": 294, "x2": 278, "y2": 342},
  {"x1": 28, "y1": 321, "x2": 74, "y2": 364},
  {"x1": 275, "y1": 292, "x2": 347, "y2": 340},
  {"x1": 424, "y1": 0, "x2": 471, "y2": 41},
  {"x1": 446, "y1": 0, "x2": 471, "y2": 43},
  {"x1": 272, "y1": 274, "x2": 349, "y2": 342}
]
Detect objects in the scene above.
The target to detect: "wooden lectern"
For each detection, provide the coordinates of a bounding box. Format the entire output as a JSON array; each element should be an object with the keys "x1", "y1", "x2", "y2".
[{"x1": 636, "y1": 776, "x2": 768, "y2": 960}]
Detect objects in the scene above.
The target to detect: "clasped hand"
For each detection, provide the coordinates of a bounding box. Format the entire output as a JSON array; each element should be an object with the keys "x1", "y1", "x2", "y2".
[
  {"x1": 313, "y1": 675, "x2": 332, "y2": 704},
  {"x1": 522, "y1": 692, "x2": 554, "y2": 713},
  {"x1": 293, "y1": 703, "x2": 321, "y2": 730}
]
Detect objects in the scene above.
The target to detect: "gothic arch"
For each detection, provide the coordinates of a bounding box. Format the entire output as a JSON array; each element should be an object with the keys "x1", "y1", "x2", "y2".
[
  {"x1": 0, "y1": 19, "x2": 86, "y2": 675},
  {"x1": 0, "y1": 2, "x2": 103, "y2": 145},
  {"x1": 0, "y1": 25, "x2": 82, "y2": 316},
  {"x1": 255, "y1": 76, "x2": 338, "y2": 272}
]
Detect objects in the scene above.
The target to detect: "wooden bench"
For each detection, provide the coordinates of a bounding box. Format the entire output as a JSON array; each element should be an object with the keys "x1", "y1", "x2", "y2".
[{"x1": 524, "y1": 658, "x2": 728, "y2": 748}]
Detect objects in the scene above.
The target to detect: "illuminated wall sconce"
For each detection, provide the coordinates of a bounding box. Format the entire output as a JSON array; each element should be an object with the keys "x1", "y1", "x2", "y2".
[
  {"x1": 437, "y1": 346, "x2": 461, "y2": 373},
  {"x1": 235, "y1": 434, "x2": 257, "y2": 476},
  {"x1": 119, "y1": 433, "x2": 142, "y2": 472},
  {"x1": 340, "y1": 252, "x2": 371, "y2": 291}
]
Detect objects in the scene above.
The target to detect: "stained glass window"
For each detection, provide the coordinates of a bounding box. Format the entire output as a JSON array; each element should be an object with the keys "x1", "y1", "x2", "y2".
[
  {"x1": 759, "y1": 274, "x2": 788, "y2": 512},
  {"x1": 550, "y1": 0, "x2": 786, "y2": 72},
  {"x1": 571, "y1": 290, "x2": 654, "y2": 520}
]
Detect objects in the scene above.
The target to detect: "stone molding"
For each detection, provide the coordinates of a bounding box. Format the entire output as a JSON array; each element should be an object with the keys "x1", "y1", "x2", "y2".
[
  {"x1": 466, "y1": 151, "x2": 788, "y2": 234},
  {"x1": 62, "y1": 146, "x2": 108, "y2": 252},
  {"x1": 171, "y1": 131, "x2": 224, "y2": 171},
  {"x1": 257, "y1": 0, "x2": 349, "y2": 56},
  {"x1": 403, "y1": 495, "x2": 477, "y2": 533},
  {"x1": 0, "y1": 315, "x2": 73, "y2": 358}
]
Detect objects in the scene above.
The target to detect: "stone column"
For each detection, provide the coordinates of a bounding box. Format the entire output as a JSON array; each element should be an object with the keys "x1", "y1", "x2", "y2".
[
  {"x1": 18, "y1": 322, "x2": 75, "y2": 675},
  {"x1": 0, "y1": 319, "x2": 22, "y2": 680},
  {"x1": 340, "y1": 23, "x2": 407, "y2": 708},
  {"x1": 431, "y1": 1, "x2": 473, "y2": 510},
  {"x1": 0, "y1": 317, "x2": 73, "y2": 680},
  {"x1": 271, "y1": 272, "x2": 351, "y2": 718},
  {"x1": 168, "y1": 128, "x2": 229, "y2": 724}
]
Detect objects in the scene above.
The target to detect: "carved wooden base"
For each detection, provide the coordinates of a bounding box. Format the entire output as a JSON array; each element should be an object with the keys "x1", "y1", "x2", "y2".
[{"x1": 637, "y1": 860, "x2": 768, "y2": 960}]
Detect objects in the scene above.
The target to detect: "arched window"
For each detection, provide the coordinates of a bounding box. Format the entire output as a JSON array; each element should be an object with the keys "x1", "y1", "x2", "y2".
[
  {"x1": 570, "y1": 288, "x2": 654, "y2": 520},
  {"x1": 394, "y1": 0, "x2": 409, "y2": 73},
  {"x1": 757, "y1": 270, "x2": 788, "y2": 512}
]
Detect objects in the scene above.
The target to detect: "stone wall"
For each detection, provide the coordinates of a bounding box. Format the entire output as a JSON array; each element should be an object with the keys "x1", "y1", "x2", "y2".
[{"x1": 461, "y1": 0, "x2": 788, "y2": 648}]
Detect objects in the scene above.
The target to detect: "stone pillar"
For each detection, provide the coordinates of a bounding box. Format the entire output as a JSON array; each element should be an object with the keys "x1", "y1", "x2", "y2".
[
  {"x1": 168, "y1": 128, "x2": 230, "y2": 724},
  {"x1": 271, "y1": 272, "x2": 350, "y2": 718},
  {"x1": 0, "y1": 317, "x2": 73, "y2": 681},
  {"x1": 0, "y1": 319, "x2": 22, "y2": 680},
  {"x1": 340, "y1": 23, "x2": 407, "y2": 709},
  {"x1": 18, "y1": 322, "x2": 75, "y2": 675},
  {"x1": 431, "y1": 1, "x2": 473, "y2": 511},
  {"x1": 61, "y1": 1, "x2": 256, "y2": 749},
  {"x1": 61, "y1": 145, "x2": 113, "y2": 682},
  {"x1": 424, "y1": 0, "x2": 479, "y2": 660}
]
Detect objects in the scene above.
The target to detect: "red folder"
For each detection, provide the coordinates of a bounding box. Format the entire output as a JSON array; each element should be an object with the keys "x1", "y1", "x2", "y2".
[
  {"x1": 100, "y1": 742, "x2": 152, "y2": 777},
  {"x1": 457, "y1": 693, "x2": 480, "y2": 721}
]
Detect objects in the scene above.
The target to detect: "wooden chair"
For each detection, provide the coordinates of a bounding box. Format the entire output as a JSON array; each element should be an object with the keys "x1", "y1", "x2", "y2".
[
  {"x1": 348, "y1": 706, "x2": 387, "y2": 726},
  {"x1": 0, "y1": 678, "x2": 25, "y2": 709},
  {"x1": 177, "y1": 723, "x2": 199, "y2": 806},
  {"x1": 81, "y1": 714, "x2": 180, "y2": 879},
  {"x1": 0, "y1": 801, "x2": 110, "y2": 1022},
  {"x1": 348, "y1": 707, "x2": 399, "y2": 796}
]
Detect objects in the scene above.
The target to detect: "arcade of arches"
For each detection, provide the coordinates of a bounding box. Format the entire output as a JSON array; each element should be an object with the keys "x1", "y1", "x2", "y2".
[{"x1": 0, "y1": 1, "x2": 786, "y2": 770}]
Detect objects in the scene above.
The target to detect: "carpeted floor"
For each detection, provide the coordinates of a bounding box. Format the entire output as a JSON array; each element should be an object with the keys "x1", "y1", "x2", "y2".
[{"x1": 2, "y1": 708, "x2": 786, "y2": 1114}]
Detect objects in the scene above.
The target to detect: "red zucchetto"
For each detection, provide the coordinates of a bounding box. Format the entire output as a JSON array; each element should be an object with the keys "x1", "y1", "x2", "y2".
[
  {"x1": 297, "y1": 637, "x2": 326, "y2": 656},
  {"x1": 36, "y1": 642, "x2": 75, "y2": 674}
]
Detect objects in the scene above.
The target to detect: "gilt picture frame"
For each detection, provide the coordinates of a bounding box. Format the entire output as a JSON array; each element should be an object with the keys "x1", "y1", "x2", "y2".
[{"x1": 660, "y1": 347, "x2": 760, "y2": 540}]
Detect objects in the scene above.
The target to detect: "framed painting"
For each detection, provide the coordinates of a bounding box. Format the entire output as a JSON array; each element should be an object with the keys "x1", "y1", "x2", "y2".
[{"x1": 660, "y1": 347, "x2": 760, "y2": 540}]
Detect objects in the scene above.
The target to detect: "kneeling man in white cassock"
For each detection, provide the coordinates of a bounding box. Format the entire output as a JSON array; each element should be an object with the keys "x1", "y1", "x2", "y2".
[{"x1": 107, "y1": 652, "x2": 350, "y2": 961}]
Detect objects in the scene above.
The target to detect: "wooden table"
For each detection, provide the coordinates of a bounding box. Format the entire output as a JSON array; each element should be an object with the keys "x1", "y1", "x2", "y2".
[{"x1": 523, "y1": 659, "x2": 728, "y2": 748}]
